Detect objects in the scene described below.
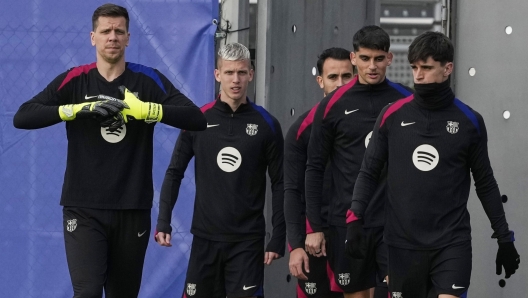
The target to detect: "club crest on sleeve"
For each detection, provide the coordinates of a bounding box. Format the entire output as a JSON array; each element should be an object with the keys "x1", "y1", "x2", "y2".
[
  {"x1": 246, "y1": 123, "x2": 258, "y2": 136},
  {"x1": 186, "y1": 283, "x2": 196, "y2": 296},
  {"x1": 305, "y1": 282, "x2": 317, "y2": 295},
  {"x1": 66, "y1": 219, "x2": 77, "y2": 232},
  {"x1": 446, "y1": 121, "x2": 459, "y2": 134}
]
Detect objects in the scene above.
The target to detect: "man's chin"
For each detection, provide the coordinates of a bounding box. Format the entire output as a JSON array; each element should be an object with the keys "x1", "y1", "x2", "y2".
[
  {"x1": 102, "y1": 54, "x2": 124, "y2": 64},
  {"x1": 227, "y1": 93, "x2": 245, "y2": 101}
]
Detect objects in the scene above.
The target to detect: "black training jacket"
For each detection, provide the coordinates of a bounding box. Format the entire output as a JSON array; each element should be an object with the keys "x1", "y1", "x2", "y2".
[
  {"x1": 13, "y1": 62, "x2": 206, "y2": 209},
  {"x1": 157, "y1": 97, "x2": 286, "y2": 255},
  {"x1": 305, "y1": 76, "x2": 412, "y2": 231},
  {"x1": 284, "y1": 105, "x2": 333, "y2": 251},
  {"x1": 351, "y1": 94, "x2": 512, "y2": 249}
]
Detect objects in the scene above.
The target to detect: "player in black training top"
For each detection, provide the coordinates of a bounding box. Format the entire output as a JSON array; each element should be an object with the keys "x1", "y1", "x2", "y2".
[
  {"x1": 348, "y1": 31, "x2": 520, "y2": 298},
  {"x1": 285, "y1": 47, "x2": 354, "y2": 298},
  {"x1": 305, "y1": 26, "x2": 412, "y2": 298},
  {"x1": 155, "y1": 43, "x2": 285, "y2": 298},
  {"x1": 12, "y1": 3, "x2": 206, "y2": 298}
]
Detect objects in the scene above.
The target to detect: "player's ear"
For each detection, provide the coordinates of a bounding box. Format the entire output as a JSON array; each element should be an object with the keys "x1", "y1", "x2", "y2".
[
  {"x1": 387, "y1": 52, "x2": 393, "y2": 66},
  {"x1": 90, "y1": 32, "x2": 96, "y2": 46},
  {"x1": 350, "y1": 52, "x2": 357, "y2": 66},
  {"x1": 214, "y1": 69, "x2": 221, "y2": 82},
  {"x1": 316, "y1": 76, "x2": 324, "y2": 89},
  {"x1": 444, "y1": 62, "x2": 453, "y2": 77},
  {"x1": 248, "y1": 68, "x2": 254, "y2": 82}
]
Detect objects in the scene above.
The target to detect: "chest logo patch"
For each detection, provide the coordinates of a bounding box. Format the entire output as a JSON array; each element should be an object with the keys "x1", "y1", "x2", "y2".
[
  {"x1": 246, "y1": 124, "x2": 258, "y2": 136},
  {"x1": 446, "y1": 121, "x2": 459, "y2": 134},
  {"x1": 412, "y1": 144, "x2": 439, "y2": 171},
  {"x1": 101, "y1": 124, "x2": 126, "y2": 143},
  {"x1": 365, "y1": 131, "x2": 373, "y2": 148},
  {"x1": 217, "y1": 147, "x2": 242, "y2": 172}
]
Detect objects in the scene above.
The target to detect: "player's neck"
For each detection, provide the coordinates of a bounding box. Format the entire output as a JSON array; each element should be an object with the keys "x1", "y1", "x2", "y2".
[
  {"x1": 220, "y1": 91, "x2": 247, "y2": 112},
  {"x1": 96, "y1": 59, "x2": 126, "y2": 82}
]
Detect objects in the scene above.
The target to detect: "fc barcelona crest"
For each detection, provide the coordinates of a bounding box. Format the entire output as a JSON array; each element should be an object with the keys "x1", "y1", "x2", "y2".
[
  {"x1": 338, "y1": 273, "x2": 350, "y2": 286},
  {"x1": 446, "y1": 121, "x2": 459, "y2": 134},
  {"x1": 246, "y1": 124, "x2": 258, "y2": 136},
  {"x1": 186, "y1": 283, "x2": 196, "y2": 296},
  {"x1": 305, "y1": 282, "x2": 317, "y2": 295},
  {"x1": 66, "y1": 219, "x2": 77, "y2": 232}
]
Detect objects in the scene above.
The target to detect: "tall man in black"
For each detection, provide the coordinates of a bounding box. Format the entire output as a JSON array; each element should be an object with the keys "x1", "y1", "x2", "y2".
[
  {"x1": 12, "y1": 3, "x2": 206, "y2": 298},
  {"x1": 348, "y1": 31, "x2": 520, "y2": 298},
  {"x1": 305, "y1": 26, "x2": 412, "y2": 298},
  {"x1": 155, "y1": 43, "x2": 285, "y2": 298},
  {"x1": 285, "y1": 47, "x2": 354, "y2": 298}
]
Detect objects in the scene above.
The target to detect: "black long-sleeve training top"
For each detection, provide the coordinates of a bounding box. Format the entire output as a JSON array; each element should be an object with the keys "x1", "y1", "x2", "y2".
[
  {"x1": 284, "y1": 105, "x2": 333, "y2": 251},
  {"x1": 13, "y1": 62, "x2": 206, "y2": 209},
  {"x1": 305, "y1": 76, "x2": 412, "y2": 231},
  {"x1": 350, "y1": 89, "x2": 512, "y2": 250},
  {"x1": 157, "y1": 97, "x2": 286, "y2": 255}
]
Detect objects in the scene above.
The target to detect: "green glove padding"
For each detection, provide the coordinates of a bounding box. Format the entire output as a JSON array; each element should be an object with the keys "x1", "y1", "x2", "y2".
[
  {"x1": 59, "y1": 95, "x2": 126, "y2": 121},
  {"x1": 118, "y1": 86, "x2": 163, "y2": 123}
]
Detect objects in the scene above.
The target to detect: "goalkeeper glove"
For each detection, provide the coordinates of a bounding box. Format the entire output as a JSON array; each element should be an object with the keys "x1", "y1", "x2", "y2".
[
  {"x1": 118, "y1": 86, "x2": 163, "y2": 123},
  {"x1": 59, "y1": 95, "x2": 125, "y2": 121},
  {"x1": 99, "y1": 113, "x2": 125, "y2": 132}
]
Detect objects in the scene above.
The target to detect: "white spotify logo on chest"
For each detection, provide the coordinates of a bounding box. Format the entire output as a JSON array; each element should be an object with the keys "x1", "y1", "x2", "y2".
[
  {"x1": 412, "y1": 144, "x2": 439, "y2": 171},
  {"x1": 217, "y1": 147, "x2": 242, "y2": 172},
  {"x1": 101, "y1": 124, "x2": 126, "y2": 143}
]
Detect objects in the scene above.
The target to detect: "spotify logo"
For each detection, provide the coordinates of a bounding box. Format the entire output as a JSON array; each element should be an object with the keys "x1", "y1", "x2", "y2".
[
  {"x1": 101, "y1": 124, "x2": 126, "y2": 143},
  {"x1": 217, "y1": 147, "x2": 242, "y2": 172},
  {"x1": 412, "y1": 144, "x2": 439, "y2": 171}
]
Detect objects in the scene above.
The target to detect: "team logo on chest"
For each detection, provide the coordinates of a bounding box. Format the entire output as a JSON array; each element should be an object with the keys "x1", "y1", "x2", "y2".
[
  {"x1": 392, "y1": 292, "x2": 403, "y2": 298},
  {"x1": 446, "y1": 121, "x2": 459, "y2": 134},
  {"x1": 101, "y1": 125, "x2": 126, "y2": 143},
  {"x1": 412, "y1": 144, "x2": 439, "y2": 171},
  {"x1": 217, "y1": 147, "x2": 242, "y2": 172},
  {"x1": 186, "y1": 283, "x2": 196, "y2": 296},
  {"x1": 338, "y1": 273, "x2": 350, "y2": 286},
  {"x1": 246, "y1": 124, "x2": 258, "y2": 136},
  {"x1": 305, "y1": 282, "x2": 317, "y2": 295},
  {"x1": 66, "y1": 219, "x2": 77, "y2": 232}
]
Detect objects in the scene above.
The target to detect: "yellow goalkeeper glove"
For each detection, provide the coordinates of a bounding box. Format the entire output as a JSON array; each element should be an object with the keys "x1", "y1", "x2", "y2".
[
  {"x1": 118, "y1": 86, "x2": 163, "y2": 123},
  {"x1": 58, "y1": 95, "x2": 126, "y2": 121}
]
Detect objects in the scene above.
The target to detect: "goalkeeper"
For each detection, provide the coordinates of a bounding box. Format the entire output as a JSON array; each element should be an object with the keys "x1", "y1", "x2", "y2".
[{"x1": 12, "y1": 3, "x2": 206, "y2": 298}]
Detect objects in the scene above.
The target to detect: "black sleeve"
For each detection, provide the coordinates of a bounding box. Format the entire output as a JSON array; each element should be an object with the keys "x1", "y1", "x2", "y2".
[
  {"x1": 284, "y1": 119, "x2": 307, "y2": 251},
  {"x1": 469, "y1": 115, "x2": 513, "y2": 243},
  {"x1": 305, "y1": 98, "x2": 333, "y2": 231},
  {"x1": 161, "y1": 105, "x2": 207, "y2": 131},
  {"x1": 264, "y1": 119, "x2": 286, "y2": 256},
  {"x1": 13, "y1": 73, "x2": 68, "y2": 129},
  {"x1": 156, "y1": 130, "x2": 195, "y2": 234},
  {"x1": 350, "y1": 107, "x2": 389, "y2": 220},
  {"x1": 155, "y1": 70, "x2": 207, "y2": 131}
]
